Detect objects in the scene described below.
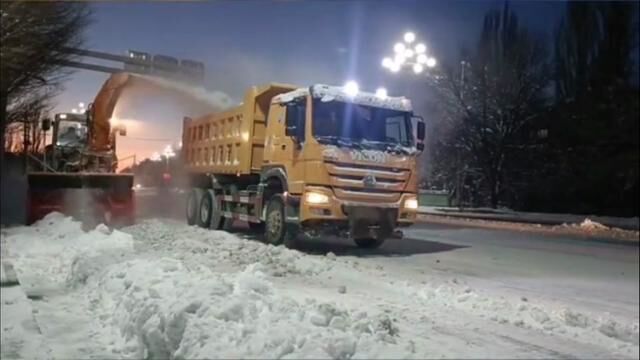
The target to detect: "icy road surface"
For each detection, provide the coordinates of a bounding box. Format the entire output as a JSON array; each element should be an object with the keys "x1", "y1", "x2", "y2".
[{"x1": 1, "y1": 213, "x2": 638, "y2": 359}]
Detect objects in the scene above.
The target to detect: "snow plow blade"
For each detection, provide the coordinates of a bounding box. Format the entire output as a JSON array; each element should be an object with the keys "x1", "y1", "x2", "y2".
[{"x1": 27, "y1": 172, "x2": 135, "y2": 227}]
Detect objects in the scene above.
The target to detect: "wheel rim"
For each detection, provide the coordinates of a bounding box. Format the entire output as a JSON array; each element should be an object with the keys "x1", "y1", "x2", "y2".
[
  {"x1": 200, "y1": 198, "x2": 209, "y2": 223},
  {"x1": 267, "y1": 208, "x2": 282, "y2": 240}
]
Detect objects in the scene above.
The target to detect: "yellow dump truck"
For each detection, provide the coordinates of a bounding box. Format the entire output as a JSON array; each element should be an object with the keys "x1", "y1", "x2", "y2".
[{"x1": 182, "y1": 83, "x2": 425, "y2": 248}]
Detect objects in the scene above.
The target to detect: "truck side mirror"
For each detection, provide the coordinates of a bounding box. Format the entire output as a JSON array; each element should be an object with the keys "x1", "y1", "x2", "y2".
[
  {"x1": 417, "y1": 120, "x2": 426, "y2": 141},
  {"x1": 413, "y1": 116, "x2": 426, "y2": 152},
  {"x1": 41, "y1": 119, "x2": 51, "y2": 132}
]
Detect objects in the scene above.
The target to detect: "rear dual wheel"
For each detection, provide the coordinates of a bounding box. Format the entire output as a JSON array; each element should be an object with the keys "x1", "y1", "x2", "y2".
[
  {"x1": 198, "y1": 190, "x2": 223, "y2": 229},
  {"x1": 187, "y1": 188, "x2": 223, "y2": 229},
  {"x1": 186, "y1": 188, "x2": 203, "y2": 225}
]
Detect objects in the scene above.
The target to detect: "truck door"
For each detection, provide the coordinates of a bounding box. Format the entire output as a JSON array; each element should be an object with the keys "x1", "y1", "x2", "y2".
[{"x1": 264, "y1": 98, "x2": 306, "y2": 194}]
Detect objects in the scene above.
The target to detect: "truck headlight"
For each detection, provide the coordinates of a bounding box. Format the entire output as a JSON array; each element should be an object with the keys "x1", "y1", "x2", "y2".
[
  {"x1": 305, "y1": 191, "x2": 329, "y2": 204},
  {"x1": 404, "y1": 197, "x2": 418, "y2": 210}
]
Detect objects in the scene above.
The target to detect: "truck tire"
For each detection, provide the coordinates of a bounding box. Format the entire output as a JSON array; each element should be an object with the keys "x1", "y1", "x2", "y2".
[
  {"x1": 264, "y1": 195, "x2": 296, "y2": 247},
  {"x1": 208, "y1": 189, "x2": 224, "y2": 230},
  {"x1": 197, "y1": 190, "x2": 213, "y2": 228},
  {"x1": 186, "y1": 188, "x2": 204, "y2": 226},
  {"x1": 354, "y1": 238, "x2": 385, "y2": 249}
]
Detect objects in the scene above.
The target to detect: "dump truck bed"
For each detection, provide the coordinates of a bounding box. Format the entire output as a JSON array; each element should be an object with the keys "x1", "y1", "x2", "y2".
[{"x1": 182, "y1": 83, "x2": 296, "y2": 175}]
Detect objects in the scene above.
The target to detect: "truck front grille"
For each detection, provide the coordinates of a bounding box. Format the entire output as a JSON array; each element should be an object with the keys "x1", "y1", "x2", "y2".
[{"x1": 324, "y1": 161, "x2": 410, "y2": 203}]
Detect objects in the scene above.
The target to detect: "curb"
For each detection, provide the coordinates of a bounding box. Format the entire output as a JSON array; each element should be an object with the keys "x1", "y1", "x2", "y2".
[
  {"x1": 418, "y1": 210, "x2": 640, "y2": 231},
  {"x1": 417, "y1": 213, "x2": 640, "y2": 246}
]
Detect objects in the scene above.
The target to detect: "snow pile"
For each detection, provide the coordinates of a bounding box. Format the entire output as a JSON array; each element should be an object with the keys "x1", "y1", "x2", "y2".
[
  {"x1": 403, "y1": 278, "x2": 639, "y2": 351},
  {"x1": 4, "y1": 215, "x2": 638, "y2": 358},
  {"x1": 579, "y1": 218, "x2": 609, "y2": 231},
  {"x1": 124, "y1": 219, "x2": 335, "y2": 277},
  {"x1": 3, "y1": 212, "x2": 134, "y2": 288},
  {"x1": 85, "y1": 259, "x2": 413, "y2": 359}
]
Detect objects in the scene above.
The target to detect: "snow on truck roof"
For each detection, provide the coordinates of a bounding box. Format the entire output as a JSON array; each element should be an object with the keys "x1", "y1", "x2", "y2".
[{"x1": 272, "y1": 84, "x2": 413, "y2": 112}]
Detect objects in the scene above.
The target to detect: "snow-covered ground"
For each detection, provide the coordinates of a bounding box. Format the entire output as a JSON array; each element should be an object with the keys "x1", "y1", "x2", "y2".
[{"x1": 1, "y1": 213, "x2": 638, "y2": 359}]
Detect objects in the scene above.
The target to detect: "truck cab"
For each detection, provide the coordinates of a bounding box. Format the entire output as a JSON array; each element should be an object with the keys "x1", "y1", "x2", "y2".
[{"x1": 264, "y1": 84, "x2": 424, "y2": 246}]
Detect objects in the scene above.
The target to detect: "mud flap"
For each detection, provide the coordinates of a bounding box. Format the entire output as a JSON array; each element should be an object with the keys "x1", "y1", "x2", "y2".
[{"x1": 346, "y1": 206, "x2": 397, "y2": 240}]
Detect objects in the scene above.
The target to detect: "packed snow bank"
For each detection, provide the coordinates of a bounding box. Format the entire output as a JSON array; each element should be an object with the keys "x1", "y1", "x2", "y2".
[
  {"x1": 124, "y1": 219, "x2": 335, "y2": 277},
  {"x1": 1, "y1": 287, "x2": 52, "y2": 360},
  {"x1": 401, "y1": 278, "x2": 639, "y2": 349},
  {"x1": 4, "y1": 215, "x2": 638, "y2": 359},
  {"x1": 86, "y1": 259, "x2": 410, "y2": 359},
  {"x1": 578, "y1": 218, "x2": 609, "y2": 231},
  {"x1": 3, "y1": 212, "x2": 133, "y2": 289}
]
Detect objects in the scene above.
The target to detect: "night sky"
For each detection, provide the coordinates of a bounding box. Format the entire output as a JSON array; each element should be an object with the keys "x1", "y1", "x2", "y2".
[{"x1": 54, "y1": 0, "x2": 564, "y2": 162}]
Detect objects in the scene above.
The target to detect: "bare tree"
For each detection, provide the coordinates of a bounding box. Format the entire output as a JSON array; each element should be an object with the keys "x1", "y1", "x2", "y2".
[
  {"x1": 0, "y1": 1, "x2": 91, "y2": 172},
  {"x1": 549, "y1": 1, "x2": 639, "y2": 216},
  {"x1": 429, "y1": 2, "x2": 550, "y2": 208}
]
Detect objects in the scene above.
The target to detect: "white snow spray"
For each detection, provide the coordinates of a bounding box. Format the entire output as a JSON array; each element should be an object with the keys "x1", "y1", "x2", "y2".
[{"x1": 135, "y1": 74, "x2": 235, "y2": 111}]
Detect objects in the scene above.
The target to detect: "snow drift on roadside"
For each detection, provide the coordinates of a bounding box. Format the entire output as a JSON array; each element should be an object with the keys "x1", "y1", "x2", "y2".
[
  {"x1": 84, "y1": 258, "x2": 413, "y2": 359},
  {"x1": 3, "y1": 212, "x2": 134, "y2": 288},
  {"x1": 4, "y1": 215, "x2": 638, "y2": 359},
  {"x1": 401, "y1": 278, "x2": 639, "y2": 353}
]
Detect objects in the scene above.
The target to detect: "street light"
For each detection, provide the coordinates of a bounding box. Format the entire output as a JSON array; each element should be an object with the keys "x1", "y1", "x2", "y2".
[
  {"x1": 403, "y1": 32, "x2": 416, "y2": 43},
  {"x1": 382, "y1": 32, "x2": 438, "y2": 76},
  {"x1": 163, "y1": 144, "x2": 175, "y2": 171}
]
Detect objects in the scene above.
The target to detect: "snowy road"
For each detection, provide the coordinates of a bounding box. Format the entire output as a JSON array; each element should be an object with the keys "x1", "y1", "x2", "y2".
[{"x1": 2, "y1": 213, "x2": 638, "y2": 359}]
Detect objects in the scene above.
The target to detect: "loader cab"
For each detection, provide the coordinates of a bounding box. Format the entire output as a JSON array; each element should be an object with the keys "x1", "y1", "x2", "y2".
[{"x1": 52, "y1": 113, "x2": 89, "y2": 149}]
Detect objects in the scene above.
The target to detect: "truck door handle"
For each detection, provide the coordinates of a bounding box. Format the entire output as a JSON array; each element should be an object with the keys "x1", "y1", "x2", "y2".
[{"x1": 281, "y1": 144, "x2": 286, "y2": 150}]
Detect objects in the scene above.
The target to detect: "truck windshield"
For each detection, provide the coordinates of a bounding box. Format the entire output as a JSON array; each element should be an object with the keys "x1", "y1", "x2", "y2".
[
  {"x1": 312, "y1": 99, "x2": 414, "y2": 153},
  {"x1": 57, "y1": 121, "x2": 87, "y2": 147}
]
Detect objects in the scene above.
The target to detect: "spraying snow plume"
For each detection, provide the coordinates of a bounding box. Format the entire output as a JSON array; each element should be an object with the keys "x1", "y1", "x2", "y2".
[{"x1": 136, "y1": 74, "x2": 235, "y2": 112}]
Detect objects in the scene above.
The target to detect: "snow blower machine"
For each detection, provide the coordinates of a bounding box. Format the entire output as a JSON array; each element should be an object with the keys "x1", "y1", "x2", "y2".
[{"x1": 27, "y1": 73, "x2": 137, "y2": 227}]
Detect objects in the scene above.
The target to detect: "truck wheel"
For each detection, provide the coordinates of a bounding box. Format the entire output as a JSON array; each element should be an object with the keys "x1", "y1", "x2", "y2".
[
  {"x1": 264, "y1": 195, "x2": 296, "y2": 246},
  {"x1": 354, "y1": 238, "x2": 385, "y2": 249},
  {"x1": 186, "y1": 188, "x2": 203, "y2": 225},
  {"x1": 208, "y1": 190, "x2": 224, "y2": 230},
  {"x1": 197, "y1": 190, "x2": 213, "y2": 228}
]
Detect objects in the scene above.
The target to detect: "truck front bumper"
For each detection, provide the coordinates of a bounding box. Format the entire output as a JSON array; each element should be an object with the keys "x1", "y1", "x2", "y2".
[{"x1": 291, "y1": 186, "x2": 417, "y2": 233}]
